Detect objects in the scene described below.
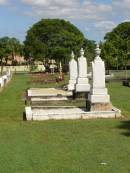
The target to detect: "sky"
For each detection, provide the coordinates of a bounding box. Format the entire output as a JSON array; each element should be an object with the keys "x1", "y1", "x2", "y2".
[{"x1": 0, "y1": 0, "x2": 130, "y2": 43}]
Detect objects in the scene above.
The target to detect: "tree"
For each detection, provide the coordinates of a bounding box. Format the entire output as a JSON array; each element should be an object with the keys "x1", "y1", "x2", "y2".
[
  {"x1": 83, "y1": 39, "x2": 96, "y2": 64},
  {"x1": 101, "y1": 22, "x2": 130, "y2": 70},
  {"x1": 0, "y1": 37, "x2": 22, "y2": 73},
  {"x1": 24, "y1": 19, "x2": 95, "y2": 64},
  {"x1": 9, "y1": 37, "x2": 23, "y2": 64}
]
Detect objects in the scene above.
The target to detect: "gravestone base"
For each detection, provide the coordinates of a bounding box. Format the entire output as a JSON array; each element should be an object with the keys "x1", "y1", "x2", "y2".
[
  {"x1": 88, "y1": 87, "x2": 110, "y2": 104},
  {"x1": 76, "y1": 77, "x2": 90, "y2": 92},
  {"x1": 68, "y1": 79, "x2": 76, "y2": 91},
  {"x1": 89, "y1": 94, "x2": 110, "y2": 103},
  {"x1": 86, "y1": 100, "x2": 112, "y2": 111}
]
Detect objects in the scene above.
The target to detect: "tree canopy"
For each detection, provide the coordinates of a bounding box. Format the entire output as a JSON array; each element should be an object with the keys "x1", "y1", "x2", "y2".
[
  {"x1": 0, "y1": 37, "x2": 23, "y2": 65},
  {"x1": 24, "y1": 19, "x2": 95, "y2": 63},
  {"x1": 101, "y1": 22, "x2": 130, "y2": 69}
]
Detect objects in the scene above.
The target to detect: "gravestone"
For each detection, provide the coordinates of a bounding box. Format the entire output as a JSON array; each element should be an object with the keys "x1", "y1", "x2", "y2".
[
  {"x1": 0, "y1": 77, "x2": 4, "y2": 87},
  {"x1": 58, "y1": 62, "x2": 64, "y2": 80},
  {"x1": 88, "y1": 44, "x2": 112, "y2": 111},
  {"x1": 68, "y1": 51, "x2": 78, "y2": 91},
  {"x1": 6, "y1": 68, "x2": 11, "y2": 81},
  {"x1": 76, "y1": 48, "x2": 90, "y2": 92}
]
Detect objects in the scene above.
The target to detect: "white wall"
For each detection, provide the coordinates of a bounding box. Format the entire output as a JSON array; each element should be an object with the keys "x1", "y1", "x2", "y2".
[{"x1": 2, "y1": 65, "x2": 45, "y2": 72}]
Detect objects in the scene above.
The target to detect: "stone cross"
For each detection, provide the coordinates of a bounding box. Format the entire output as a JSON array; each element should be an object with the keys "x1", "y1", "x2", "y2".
[
  {"x1": 68, "y1": 51, "x2": 78, "y2": 91},
  {"x1": 75, "y1": 48, "x2": 90, "y2": 92}
]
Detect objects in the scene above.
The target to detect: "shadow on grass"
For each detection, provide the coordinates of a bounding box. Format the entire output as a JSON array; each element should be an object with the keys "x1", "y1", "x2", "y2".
[
  {"x1": 118, "y1": 121, "x2": 130, "y2": 137},
  {"x1": 23, "y1": 112, "x2": 27, "y2": 121}
]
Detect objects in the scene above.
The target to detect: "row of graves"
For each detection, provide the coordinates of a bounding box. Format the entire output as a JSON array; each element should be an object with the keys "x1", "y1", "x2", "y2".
[
  {"x1": 25, "y1": 45, "x2": 121, "y2": 121},
  {"x1": 0, "y1": 68, "x2": 12, "y2": 88}
]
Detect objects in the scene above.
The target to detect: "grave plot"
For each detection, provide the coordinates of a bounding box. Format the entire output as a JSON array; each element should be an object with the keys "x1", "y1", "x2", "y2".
[{"x1": 25, "y1": 45, "x2": 122, "y2": 121}]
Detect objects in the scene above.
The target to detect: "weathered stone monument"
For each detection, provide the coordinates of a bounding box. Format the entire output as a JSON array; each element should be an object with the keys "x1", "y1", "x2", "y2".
[
  {"x1": 76, "y1": 48, "x2": 90, "y2": 92},
  {"x1": 88, "y1": 44, "x2": 112, "y2": 111},
  {"x1": 68, "y1": 51, "x2": 78, "y2": 91}
]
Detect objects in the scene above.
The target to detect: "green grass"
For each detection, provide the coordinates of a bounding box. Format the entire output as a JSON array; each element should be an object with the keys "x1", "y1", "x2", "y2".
[
  {"x1": 107, "y1": 81, "x2": 130, "y2": 116},
  {"x1": 0, "y1": 74, "x2": 130, "y2": 173},
  {"x1": 0, "y1": 74, "x2": 29, "y2": 121}
]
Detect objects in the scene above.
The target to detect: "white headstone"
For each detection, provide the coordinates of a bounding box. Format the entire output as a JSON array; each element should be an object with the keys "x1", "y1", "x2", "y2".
[
  {"x1": 1, "y1": 75, "x2": 7, "y2": 85},
  {"x1": 6, "y1": 68, "x2": 11, "y2": 81},
  {"x1": 68, "y1": 51, "x2": 78, "y2": 91},
  {"x1": 0, "y1": 77, "x2": 4, "y2": 87},
  {"x1": 88, "y1": 44, "x2": 110, "y2": 103},
  {"x1": 76, "y1": 48, "x2": 90, "y2": 92}
]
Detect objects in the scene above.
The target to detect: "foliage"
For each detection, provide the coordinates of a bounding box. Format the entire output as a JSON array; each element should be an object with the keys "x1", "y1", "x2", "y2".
[
  {"x1": 83, "y1": 39, "x2": 96, "y2": 63},
  {"x1": 0, "y1": 37, "x2": 23, "y2": 66},
  {"x1": 29, "y1": 64, "x2": 38, "y2": 72},
  {"x1": 24, "y1": 19, "x2": 95, "y2": 63},
  {"x1": 101, "y1": 22, "x2": 130, "y2": 69}
]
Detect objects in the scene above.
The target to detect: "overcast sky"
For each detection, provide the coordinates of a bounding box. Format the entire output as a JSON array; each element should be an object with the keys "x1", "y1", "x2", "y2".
[{"x1": 0, "y1": 0, "x2": 129, "y2": 42}]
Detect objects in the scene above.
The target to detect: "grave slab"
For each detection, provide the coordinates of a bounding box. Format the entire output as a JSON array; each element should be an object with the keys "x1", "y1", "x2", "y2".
[{"x1": 28, "y1": 88, "x2": 72, "y2": 97}]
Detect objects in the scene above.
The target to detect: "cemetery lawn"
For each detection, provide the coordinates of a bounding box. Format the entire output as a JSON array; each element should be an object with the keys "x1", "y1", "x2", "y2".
[{"x1": 0, "y1": 74, "x2": 130, "y2": 173}]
